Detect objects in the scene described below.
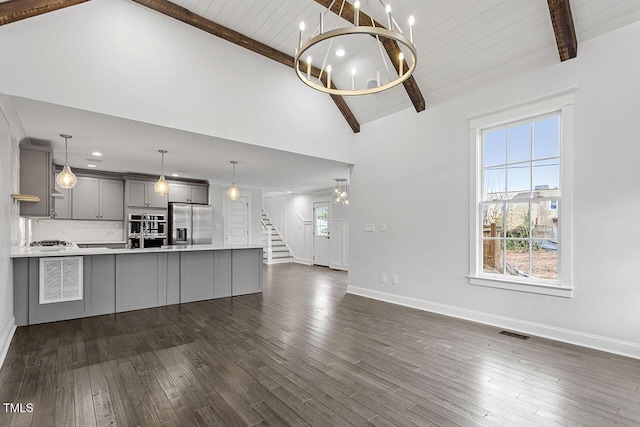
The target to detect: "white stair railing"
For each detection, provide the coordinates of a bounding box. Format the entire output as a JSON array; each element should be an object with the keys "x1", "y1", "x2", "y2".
[{"x1": 261, "y1": 219, "x2": 273, "y2": 264}]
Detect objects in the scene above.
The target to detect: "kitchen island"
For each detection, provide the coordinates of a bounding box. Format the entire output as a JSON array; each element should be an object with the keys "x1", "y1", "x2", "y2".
[{"x1": 11, "y1": 244, "x2": 263, "y2": 326}]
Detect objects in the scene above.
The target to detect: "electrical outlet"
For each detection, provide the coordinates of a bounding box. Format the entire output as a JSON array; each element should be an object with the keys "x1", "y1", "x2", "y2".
[
  {"x1": 392, "y1": 275, "x2": 399, "y2": 285},
  {"x1": 381, "y1": 222, "x2": 387, "y2": 232},
  {"x1": 380, "y1": 274, "x2": 387, "y2": 283}
]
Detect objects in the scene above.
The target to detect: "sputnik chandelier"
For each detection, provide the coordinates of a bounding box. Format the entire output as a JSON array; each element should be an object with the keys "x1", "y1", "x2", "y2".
[
  {"x1": 294, "y1": 0, "x2": 417, "y2": 96},
  {"x1": 333, "y1": 179, "x2": 349, "y2": 205}
]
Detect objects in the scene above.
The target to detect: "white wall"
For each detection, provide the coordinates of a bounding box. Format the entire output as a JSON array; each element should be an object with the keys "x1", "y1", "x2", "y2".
[
  {"x1": 349, "y1": 21, "x2": 640, "y2": 358},
  {"x1": 29, "y1": 219, "x2": 124, "y2": 243},
  {"x1": 0, "y1": 96, "x2": 26, "y2": 367},
  {"x1": 263, "y1": 191, "x2": 348, "y2": 269},
  {"x1": 0, "y1": 0, "x2": 354, "y2": 164}
]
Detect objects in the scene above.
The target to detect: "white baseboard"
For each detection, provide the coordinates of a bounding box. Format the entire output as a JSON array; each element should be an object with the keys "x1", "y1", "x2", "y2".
[
  {"x1": 347, "y1": 286, "x2": 640, "y2": 360},
  {"x1": 0, "y1": 317, "x2": 16, "y2": 369},
  {"x1": 330, "y1": 265, "x2": 348, "y2": 271},
  {"x1": 294, "y1": 259, "x2": 312, "y2": 266}
]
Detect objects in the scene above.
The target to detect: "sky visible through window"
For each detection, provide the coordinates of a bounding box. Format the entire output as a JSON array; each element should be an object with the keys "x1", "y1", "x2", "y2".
[{"x1": 483, "y1": 116, "x2": 559, "y2": 199}]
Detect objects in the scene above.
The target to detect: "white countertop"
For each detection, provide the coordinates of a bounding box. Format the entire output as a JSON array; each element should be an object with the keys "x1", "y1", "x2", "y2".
[{"x1": 10, "y1": 244, "x2": 264, "y2": 258}]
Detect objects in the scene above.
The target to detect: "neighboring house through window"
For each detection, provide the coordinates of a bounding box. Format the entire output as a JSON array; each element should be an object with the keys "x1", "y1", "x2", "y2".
[{"x1": 468, "y1": 90, "x2": 575, "y2": 297}]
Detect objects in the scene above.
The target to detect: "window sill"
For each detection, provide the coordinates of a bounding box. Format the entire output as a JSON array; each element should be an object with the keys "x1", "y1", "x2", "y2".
[{"x1": 468, "y1": 276, "x2": 573, "y2": 298}]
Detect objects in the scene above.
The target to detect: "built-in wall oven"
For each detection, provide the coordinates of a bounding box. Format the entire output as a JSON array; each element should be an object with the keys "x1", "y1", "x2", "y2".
[{"x1": 128, "y1": 213, "x2": 167, "y2": 248}]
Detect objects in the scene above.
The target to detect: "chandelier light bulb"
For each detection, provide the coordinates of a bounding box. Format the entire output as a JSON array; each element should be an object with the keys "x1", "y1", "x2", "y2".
[
  {"x1": 299, "y1": 21, "x2": 305, "y2": 31},
  {"x1": 352, "y1": 68, "x2": 357, "y2": 76},
  {"x1": 409, "y1": 16, "x2": 415, "y2": 26},
  {"x1": 409, "y1": 16, "x2": 415, "y2": 43},
  {"x1": 336, "y1": 49, "x2": 345, "y2": 57},
  {"x1": 385, "y1": 4, "x2": 392, "y2": 13}
]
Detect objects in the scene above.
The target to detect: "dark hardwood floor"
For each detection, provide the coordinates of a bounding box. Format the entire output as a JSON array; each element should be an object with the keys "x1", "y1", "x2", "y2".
[{"x1": 1, "y1": 263, "x2": 640, "y2": 426}]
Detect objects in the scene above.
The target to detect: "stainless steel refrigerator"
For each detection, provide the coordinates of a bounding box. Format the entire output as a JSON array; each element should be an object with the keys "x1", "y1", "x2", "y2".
[{"x1": 168, "y1": 203, "x2": 213, "y2": 245}]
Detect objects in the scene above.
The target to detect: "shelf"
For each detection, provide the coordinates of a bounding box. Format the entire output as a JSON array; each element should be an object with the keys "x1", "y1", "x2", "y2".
[{"x1": 11, "y1": 194, "x2": 40, "y2": 202}]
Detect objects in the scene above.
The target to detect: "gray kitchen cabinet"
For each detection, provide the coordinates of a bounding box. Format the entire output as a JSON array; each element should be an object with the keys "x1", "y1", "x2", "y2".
[
  {"x1": 115, "y1": 253, "x2": 166, "y2": 312},
  {"x1": 232, "y1": 248, "x2": 262, "y2": 296},
  {"x1": 72, "y1": 177, "x2": 100, "y2": 219},
  {"x1": 100, "y1": 179, "x2": 124, "y2": 220},
  {"x1": 72, "y1": 177, "x2": 123, "y2": 220},
  {"x1": 126, "y1": 180, "x2": 167, "y2": 208},
  {"x1": 19, "y1": 146, "x2": 52, "y2": 217},
  {"x1": 52, "y1": 179, "x2": 72, "y2": 219},
  {"x1": 180, "y1": 251, "x2": 214, "y2": 303},
  {"x1": 168, "y1": 182, "x2": 208, "y2": 204},
  {"x1": 179, "y1": 250, "x2": 231, "y2": 303}
]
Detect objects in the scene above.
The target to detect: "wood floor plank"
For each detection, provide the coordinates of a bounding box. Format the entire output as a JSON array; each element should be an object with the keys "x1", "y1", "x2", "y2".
[{"x1": 1, "y1": 263, "x2": 639, "y2": 426}]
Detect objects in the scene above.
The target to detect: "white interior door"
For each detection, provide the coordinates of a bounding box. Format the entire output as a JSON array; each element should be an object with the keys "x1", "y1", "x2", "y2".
[
  {"x1": 226, "y1": 196, "x2": 249, "y2": 246},
  {"x1": 313, "y1": 201, "x2": 330, "y2": 266}
]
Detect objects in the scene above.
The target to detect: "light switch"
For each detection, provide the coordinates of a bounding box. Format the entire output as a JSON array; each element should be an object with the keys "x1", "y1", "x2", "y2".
[
  {"x1": 380, "y1": 274, "x2": 387, "y2": 283},
  {"x1": 365, "y1": 224, "x2": 375, "y2": 232}
]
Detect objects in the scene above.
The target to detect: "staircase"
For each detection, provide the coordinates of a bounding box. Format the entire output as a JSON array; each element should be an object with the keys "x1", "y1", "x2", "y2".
[{"x1": 261, "y1": 210, "x2": 294, "y2": 264}]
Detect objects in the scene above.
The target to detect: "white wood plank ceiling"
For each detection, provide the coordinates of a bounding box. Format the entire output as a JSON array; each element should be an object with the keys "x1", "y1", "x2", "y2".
[{"x1": 170, "y1": 0, "x2": 640, "y2": 125}]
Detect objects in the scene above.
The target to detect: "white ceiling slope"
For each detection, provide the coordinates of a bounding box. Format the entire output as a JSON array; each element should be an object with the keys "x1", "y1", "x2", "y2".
[
  {"x1": 172, "y1": 0, "x2": 640, "y2": 124},
  {"x1": 13, "y1": 96, "x2": 352, "y2": 194}
]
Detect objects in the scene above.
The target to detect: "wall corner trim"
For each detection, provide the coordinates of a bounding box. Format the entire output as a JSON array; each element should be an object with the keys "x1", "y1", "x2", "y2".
[
  {"x1": 0, "y1": 317, "x2": 17, "y2": 369},
  {"x1": 346, "y1": 286, "x2": 640, "y2": 360}
]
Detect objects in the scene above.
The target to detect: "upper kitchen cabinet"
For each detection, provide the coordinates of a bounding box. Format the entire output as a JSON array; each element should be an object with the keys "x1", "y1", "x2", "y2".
[
  {"x1": 52, "y1": 178, "x2": 72, "y2": 220},
  {"x1": 168, "y1": 183, "x2": 208, "y2": 204},
  {"x1": 72, "y1": 177, "x2": 123, "y2": 220},
  {"x1": 126, "y1": 180, "x2": 167, "y2": 208},
  {"x1": 19, "y1": 146, "x2": 52, "y2": 217}
]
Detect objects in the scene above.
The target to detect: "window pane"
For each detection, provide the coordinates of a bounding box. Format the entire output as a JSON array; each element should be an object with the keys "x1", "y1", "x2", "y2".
[
  {"x1": 533, "y1": 116, "x2": 559, "y2": 159},
  {"x1": 506, "y1": 202, "x2": 530, "y2": 239},
  {"x1": 482, "y1": 203, "x2": 504, "y2": 238},
  {"x1": 533, "y1": 159, "x2": 559, "y2": 195},
  {"x1": 484, "y1": 129, "x2": 506, "y2": 166},
  {"x1": 484, "y1": 166, "x2": 505, "y2": 201},
  {"x1": 507, "y1": 123, "x2": 531, "y2": 163},
  {"x1": 483, "y1": 239, "x2": 504, "y2": 274},
  {"x1": 507, "y1": 163, "x2": 531, "y2": 198},
  {"x1": 506, "y1": 240, "x2": 530, "y2": 277},
  {"x1": 532, "y1": 200, "x2": 558, "y2": 240},
  {"x1": 532, "y1": 240, "x2": 558, "y2": 280},
  {"x1": 315, "y1": 206, "x2": 328, "y2": 237}
]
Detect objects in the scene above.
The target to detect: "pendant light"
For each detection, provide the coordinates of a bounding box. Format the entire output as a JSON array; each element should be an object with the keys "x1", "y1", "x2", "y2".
[
  {"x1": 154, "y1": 150, "x2": 169, "y2": 195},
  {"x1": 333, "y1": 178, "x2": 349, "y2": 205},
  {"x1": 227, "y1": 161, "x2": 240, "y2": 201},
  {"x1": 56, "y1": 134, "x2": 77, "y2": 189}
]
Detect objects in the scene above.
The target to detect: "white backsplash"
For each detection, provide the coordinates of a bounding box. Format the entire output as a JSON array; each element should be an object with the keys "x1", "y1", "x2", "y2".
[{"x1": 28, "y1": 219, "x2": 125, "y2": 244}]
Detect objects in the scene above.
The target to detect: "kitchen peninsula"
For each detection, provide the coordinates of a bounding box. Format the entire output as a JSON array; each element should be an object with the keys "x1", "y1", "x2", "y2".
[{"x1": 11, "y1": 244, "x2": 263, "y2": 326}]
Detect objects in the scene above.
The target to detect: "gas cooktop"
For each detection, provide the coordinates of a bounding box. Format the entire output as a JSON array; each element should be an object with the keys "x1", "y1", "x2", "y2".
[{"x1": 30, "y1": 240, "x2": 74, "y2": 247}]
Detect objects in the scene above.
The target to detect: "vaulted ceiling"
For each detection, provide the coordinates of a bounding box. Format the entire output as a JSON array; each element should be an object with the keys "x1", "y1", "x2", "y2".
[{"x1": 1, "y1": 0, "x2": 640, "y2": 192}]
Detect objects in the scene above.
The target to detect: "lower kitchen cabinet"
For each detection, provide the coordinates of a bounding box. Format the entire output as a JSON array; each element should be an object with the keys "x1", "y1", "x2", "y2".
[
  {"x1": 179, "y1": 250, "x2": 231, "y2": 303},
  {"x1": 115, "y1": 253, "x2": 166, "y2": 312},
  {"x1": 12, "y1": 248, "x2": 262, "y2": 325}
]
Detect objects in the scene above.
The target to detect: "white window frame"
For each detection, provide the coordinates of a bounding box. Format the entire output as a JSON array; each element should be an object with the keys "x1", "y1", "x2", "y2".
[{"x1": 468, "y1": 89, "x2": 575, "y2": 298}]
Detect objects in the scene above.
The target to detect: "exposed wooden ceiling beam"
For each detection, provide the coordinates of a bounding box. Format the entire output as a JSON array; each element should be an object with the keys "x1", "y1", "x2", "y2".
[
  {"x1": 547, "y1": 0, "x2": 578, "y2": 61},
  {"x1": 131, "y1": 0, "x2": 360, "y2": 133},
  {"x1": 314, "y1": 0, "x2": 426, "y2": 113},
  {"x1": 0, "y1": 0, "x2": 88, "y2": 26}
]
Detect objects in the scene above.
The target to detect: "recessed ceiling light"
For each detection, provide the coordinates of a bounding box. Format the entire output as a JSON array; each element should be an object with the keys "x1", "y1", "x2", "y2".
[
  {"x1": 87, "y1": 164, "x2": 97, "y2": 168},
  {"x1": 91, "y1": 152, "x2": 103, "y2": 157},
  {"x1": 171, "y1": 173, "x2": 179, "y2": 177},
  {"x1": 335, "y1": 49, "x2": 345, "y2": 57},
  {"x1": 286, "y1": 191, "x2": 292, "y2": 194}
]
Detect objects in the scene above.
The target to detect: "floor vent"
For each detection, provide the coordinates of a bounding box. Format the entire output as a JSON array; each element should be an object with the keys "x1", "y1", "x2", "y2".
[{"x1": 499, "y1": 330, "x2": 530, "y2": 340}]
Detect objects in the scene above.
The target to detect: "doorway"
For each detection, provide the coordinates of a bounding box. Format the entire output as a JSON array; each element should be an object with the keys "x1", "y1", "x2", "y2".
[
  {"x1": 226, "y1": 196, "x2": 249, "y2": 246},
  {"x1": 313, "y1": 201, "x2": 330, "y2": 266}
]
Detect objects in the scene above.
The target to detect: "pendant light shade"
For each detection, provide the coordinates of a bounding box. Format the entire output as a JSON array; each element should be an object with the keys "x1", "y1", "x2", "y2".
[
  {"x1": 56, "y1": 134, "x2": 77, "y2": 189},
  {"x1": 227, "y1": 161, "x2": 240, "y2": 201},
  {"x1": 154, "y1": 150, "x2": 169, "y2": 196}
]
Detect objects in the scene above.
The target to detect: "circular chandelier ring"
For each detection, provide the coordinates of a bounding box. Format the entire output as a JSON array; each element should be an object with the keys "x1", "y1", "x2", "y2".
[{"x1": 294, "y1": 26, "x2": 417, "y2": 97}]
